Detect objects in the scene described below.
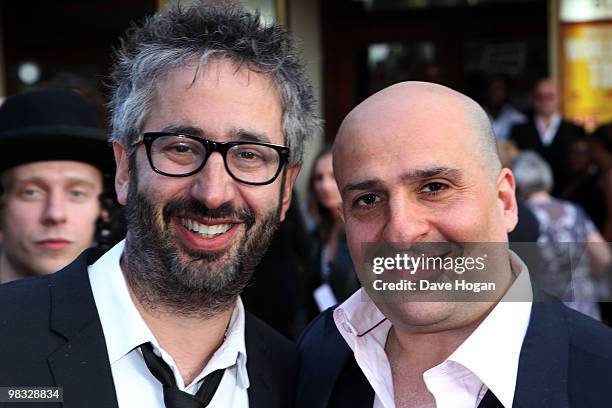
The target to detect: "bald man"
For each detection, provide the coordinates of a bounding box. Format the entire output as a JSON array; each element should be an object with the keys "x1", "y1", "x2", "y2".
[
  {"x1": 509, "y1": 78, "x2": 585, "y2": 196},
  {"x1": 297, "y1": 82, "x2": 612, "y2": 408}
]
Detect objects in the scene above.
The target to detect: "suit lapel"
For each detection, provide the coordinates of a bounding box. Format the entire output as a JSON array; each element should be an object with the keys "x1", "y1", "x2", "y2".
[
  {"x1": 512, "y1": 117, "x2": 542, "y2": 152},
  {"x1": 478, "y1": 389, "x2": 503, "y2": 408},
  {"x1": 513, "y1": 301, "x2": 569, "y2": 408},
  {"x1": 47, "y1": 250, "x2": 119, "y2": 408},
  {"x1": 328, "y1": 355, "x2": 374, "y2": 408},
  {"x1": 245, "y1": 314, "x2": 276, "y2": 408},
  {"x1": 297, "y1": 311, "x2": 355, "y2": 408}
]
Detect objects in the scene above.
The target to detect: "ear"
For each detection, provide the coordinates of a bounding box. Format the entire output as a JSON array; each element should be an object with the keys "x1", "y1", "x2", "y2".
[
  {"x1": 496, "y1": 168, "x2": 518, "y2": 233},
  {"x1": 279, "y1": 164, "x2": 301, "y2": 222},
  {"x1": 113, "y1": 142, "x2": 130, "y2": 206}
]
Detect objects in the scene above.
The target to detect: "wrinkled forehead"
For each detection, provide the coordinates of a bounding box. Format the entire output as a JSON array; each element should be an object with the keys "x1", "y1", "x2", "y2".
[
  {"x1": 333, "y1": 91, "x2": 478, "y2": 188},
  {"x1": 148, "y1": 59, "x2": 284, "y2": 145}
]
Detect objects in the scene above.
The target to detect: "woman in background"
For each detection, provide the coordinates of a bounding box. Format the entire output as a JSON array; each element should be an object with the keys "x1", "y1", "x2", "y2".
[
  {"x1": 513, "y1": 151, "x2": 611, "y2": 320},
  {"x1": 307, "y1": 147, "x2": 359, "y2": 316}
]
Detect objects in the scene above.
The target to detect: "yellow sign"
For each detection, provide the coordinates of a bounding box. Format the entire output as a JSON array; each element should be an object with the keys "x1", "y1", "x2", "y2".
[{"x1": 561, "y1": 22, "x2": 612, "y2": 130}]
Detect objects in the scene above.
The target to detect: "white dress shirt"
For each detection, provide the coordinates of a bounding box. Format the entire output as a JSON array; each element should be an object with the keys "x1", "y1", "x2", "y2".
[
  {"x1": 333, "y1": 251, "x2": 533, "y2": 408},
  {"x1": 489, "y1": 104, "x2": 526, "y2": 140},
  {"x1": 535, "y1": 112, "x2": 561, "y2": 146},
  {"x1": 88, "y1": 240, "x2": 249, "y2": 408}
]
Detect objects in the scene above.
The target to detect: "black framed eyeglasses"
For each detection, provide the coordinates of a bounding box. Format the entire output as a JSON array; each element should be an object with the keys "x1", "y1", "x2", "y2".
[{"x1": 133, "y1": 132, "x2": 290, "y2": 186}]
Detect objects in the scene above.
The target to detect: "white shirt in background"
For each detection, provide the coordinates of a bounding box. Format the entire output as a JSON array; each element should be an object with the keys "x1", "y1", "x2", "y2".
[{"x1": 535, "y1": 112, "x2": 561, "y2": 146}]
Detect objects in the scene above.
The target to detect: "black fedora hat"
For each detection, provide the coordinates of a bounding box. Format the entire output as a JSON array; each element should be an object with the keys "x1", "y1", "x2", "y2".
[{"x1": 0, "y1": 89, "x2": 115, "y2": 174}]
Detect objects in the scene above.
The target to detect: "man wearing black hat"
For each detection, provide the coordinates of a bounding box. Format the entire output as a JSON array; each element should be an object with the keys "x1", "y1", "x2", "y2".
[{"x1": 0, "y1": 88, "x2": 114, "y2": 282}]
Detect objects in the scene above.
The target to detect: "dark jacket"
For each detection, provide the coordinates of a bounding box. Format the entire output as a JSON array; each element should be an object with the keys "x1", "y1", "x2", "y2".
[
  {"x1": 0, "y1": 249, "x2": 298, "y2": 408},
  {"x1": 297, "y1": 300, "x2": 612, "y2": 407},
  {"x1": 510, "y1": 117, "x2": 585, "y2": 196},
  {"x1": 306, "y1": 229, "x2": 360, "y2": 322}
]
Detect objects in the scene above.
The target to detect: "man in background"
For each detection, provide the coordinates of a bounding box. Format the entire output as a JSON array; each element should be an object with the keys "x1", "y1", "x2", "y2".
[
  {"x1": 0, "y1": 89, "x2": 114, "y2": 282},
  {"x1": 510, "y1": 78, "x2": 585, "y2": 195}
]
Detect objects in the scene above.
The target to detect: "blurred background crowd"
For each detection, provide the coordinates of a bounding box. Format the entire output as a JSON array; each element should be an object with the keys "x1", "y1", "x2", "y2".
[{"x1": 1, "y1": 0, "x2": 612, "y2": 338}]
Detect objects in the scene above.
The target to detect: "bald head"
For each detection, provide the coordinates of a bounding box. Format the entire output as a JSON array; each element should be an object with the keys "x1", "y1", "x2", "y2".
[{"x1": 334, "y1": 81, "x2": 501, "y2": 182}]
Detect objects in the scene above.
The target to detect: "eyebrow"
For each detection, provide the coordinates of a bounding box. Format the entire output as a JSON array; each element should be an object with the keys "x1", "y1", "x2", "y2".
[
  {"x1": 342, "y1": 179, "x2": 383, "y2": 195},
  {"x1": 231, "y1": 128, "x2": 271, "y2": 143},
  {"x1": 13, "y1": 176, "x2": 100, "y2": 190},
  {"x1": 64, "y1": 178, "x2": 100, "y2": 190},
  {"x1": 160, "y1": 125, "x2": 204, "y2": 137},
  {"x1": 159, "y1": 125, "x2": 271, "y2": 143},
  {"x1": 342, "y1": 166, "x2": 463, "y2": 195},
  {"x1": 400, "y1": 167, "x2": 463, "y2": 182}
]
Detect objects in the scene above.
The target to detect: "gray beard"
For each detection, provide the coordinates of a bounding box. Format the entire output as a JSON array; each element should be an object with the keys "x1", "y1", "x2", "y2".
[{"x1": 121, "y1": 173, "x2": 281, "y2": 318}]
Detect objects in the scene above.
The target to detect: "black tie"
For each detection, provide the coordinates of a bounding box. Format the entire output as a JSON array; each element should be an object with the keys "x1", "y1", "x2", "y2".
[{"x1": 140, "y1": 342, "x2": 225, "y2": 408}]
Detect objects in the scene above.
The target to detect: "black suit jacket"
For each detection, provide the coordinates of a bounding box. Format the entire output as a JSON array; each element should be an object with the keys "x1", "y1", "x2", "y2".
[
  {"x1": 0, "y1": 249, "x2": 297, "y2": 408},
  {"x1": 509, "y1": 117, "x2": 585, "y2": 195},
  {"x1": 297, "y1": 300, "x2": 612, "y2": 408}
]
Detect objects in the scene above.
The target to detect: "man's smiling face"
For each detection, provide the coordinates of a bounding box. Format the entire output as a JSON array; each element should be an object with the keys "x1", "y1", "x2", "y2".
[
  {"x1": 334, "y1": 82, "x2": 518, "y2": 332},
  {"x1": 114, "y1": 59, "x2": 297, "y2": 311}
]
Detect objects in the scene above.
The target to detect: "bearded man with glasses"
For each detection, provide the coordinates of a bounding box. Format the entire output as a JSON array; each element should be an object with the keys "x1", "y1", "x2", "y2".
[{"x1": 0, "y1": 3, "x2": 319, "y2": 408}]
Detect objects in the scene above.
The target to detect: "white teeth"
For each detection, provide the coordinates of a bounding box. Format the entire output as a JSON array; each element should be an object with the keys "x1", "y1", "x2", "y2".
[{"x1": 180, "y1": 218, "x2": 232, "y2": 238}]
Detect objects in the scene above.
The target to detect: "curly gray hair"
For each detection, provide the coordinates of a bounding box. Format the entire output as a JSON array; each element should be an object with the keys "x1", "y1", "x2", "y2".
[{"x1": 108, "y1": 2, "x2": 320, "y2": 165}]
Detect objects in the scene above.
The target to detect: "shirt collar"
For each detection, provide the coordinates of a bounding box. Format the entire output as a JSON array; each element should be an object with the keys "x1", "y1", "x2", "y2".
[
  {"x1": 535, "y1": 112, "x2": 561, "y2": 145},
  {"x1": 88, "y1": 239, "x2": 249, "y2": 390},
  {"x1": 334, "y1": 250, "x2": 533, "y2": 408},
  {"x1": 333, "y1": 290, "x2": 393, "y2": 407},
  {"x1": 334, "y1": 289, "x2": 388, "y2": 340}
]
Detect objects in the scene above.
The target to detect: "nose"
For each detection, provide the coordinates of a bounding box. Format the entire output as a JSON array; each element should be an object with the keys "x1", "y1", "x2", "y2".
[
  {"x1": 190, "y1": 152, "x2": 237, "y2": 209},
  {"x1": 382, "y1": 195, "x2": 431, "y2": 244},
  {"x1": 42, "y1": 191, "x2": 67, "y2": 226}
]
